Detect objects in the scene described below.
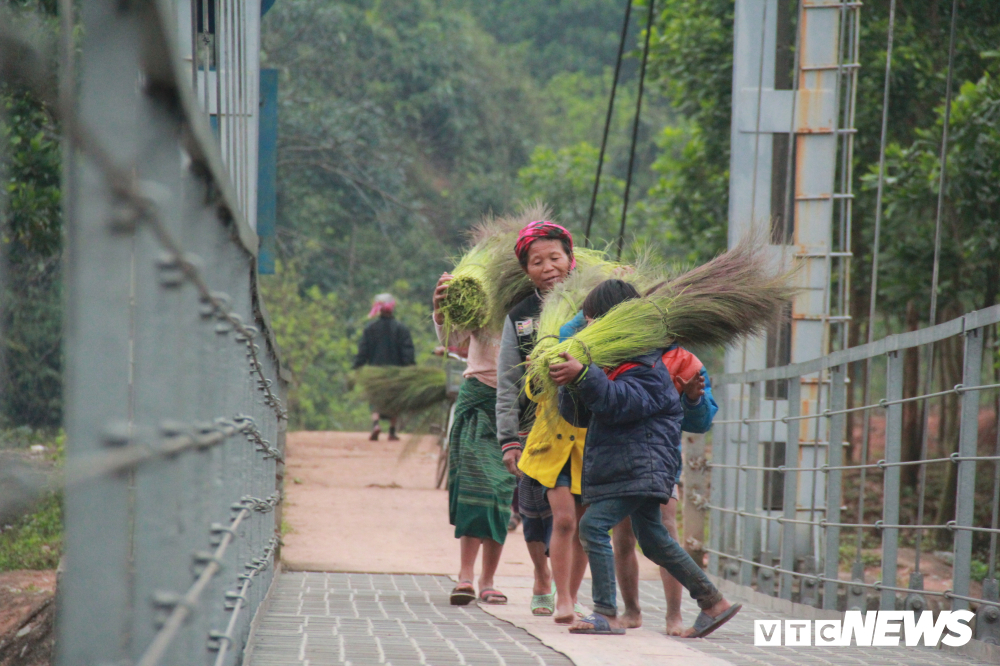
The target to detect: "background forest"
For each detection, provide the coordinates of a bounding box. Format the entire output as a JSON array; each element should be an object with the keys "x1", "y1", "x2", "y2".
[{"x1": 3, "y1": 0, "x2": 1000, "y2": 436}]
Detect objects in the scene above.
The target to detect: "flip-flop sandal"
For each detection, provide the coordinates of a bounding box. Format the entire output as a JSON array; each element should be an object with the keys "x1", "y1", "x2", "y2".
[
  {"x1": 569, "y1": 613, "x2": 626, "y2": 635},
  {"x1": 532, "y1": 593, "x2": 556, "y2": 616},
  {"x1": 449, "y1": 581, "x2": 475, "y2": 606},
  {"x1": 478, "y1": 588, "x2": 508, "y2": 605},
  {"x1": 688, "y1": 603, "x2": 742, "y2": 639}
]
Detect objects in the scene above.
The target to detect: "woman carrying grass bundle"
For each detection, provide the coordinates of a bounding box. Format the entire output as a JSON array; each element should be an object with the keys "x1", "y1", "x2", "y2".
[
  {"x1": 550, "y1": 279, "x2": 741, "y2": 637},
  {"x1": 433, "y1": 271, "x2": 514, "y2": 607},
  {"x1": 495, "y1": 220, "x2": 589, "y2": 623}
]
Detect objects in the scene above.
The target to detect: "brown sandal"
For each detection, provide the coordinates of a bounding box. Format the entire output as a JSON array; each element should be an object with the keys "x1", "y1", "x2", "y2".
[{"x1": 450, "y1": 581, "x2": 475, "y2": 606}]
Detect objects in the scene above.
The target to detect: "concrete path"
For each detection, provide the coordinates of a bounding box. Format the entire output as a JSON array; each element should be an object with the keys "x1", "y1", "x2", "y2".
[{"x1": 249, "y1": 431, "x2": 998, "y2": 666}]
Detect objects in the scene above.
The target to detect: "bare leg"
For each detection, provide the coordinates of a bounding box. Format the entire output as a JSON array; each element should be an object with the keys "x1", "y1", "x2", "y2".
[
  {"x1": 458, "y1": 536, "x2": 483, "y2": 585},
  {"x1": 612, "y1": 517, "x2": 643, "y2": 628},
  {"x1": 548, "y1": 488, "x2": 585, "y2": 621},
  {"x1": 526, "y1": 540, "x2": 552, "y2": 595},
  {"x1": 479, "y1": 538, "x2": 504, "y2": 592},
  {"x1": 658, "y1": 500, "x2": 684, "y2": 635},
  {"x1": 570, "y1": 502, "x2": 588, "y2": 604},
  {"x1": 369, "y1": 412, "x2": 381, "y2": 440}
]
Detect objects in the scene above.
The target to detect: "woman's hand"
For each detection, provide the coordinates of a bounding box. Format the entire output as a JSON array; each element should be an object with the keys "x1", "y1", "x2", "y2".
[
  {"x1": 677, "y1": 372, "x2": 705, "y2": 402},
  {"x1": 503, "y1": 448, "x2": 522, "y2": 477},
  {"x1": 549, "y1": 352, "x2": 584, "y2": 386},
  {"x1": 432, "y1": 273, "x2": 453, "y2": 326}
]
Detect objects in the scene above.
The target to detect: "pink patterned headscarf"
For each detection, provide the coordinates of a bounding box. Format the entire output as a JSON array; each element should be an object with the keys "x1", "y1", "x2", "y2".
[
  {"x1": 514, "y1": 221, "x2": 576, "y2": 269},
  {"x1": 368, "y1": 293, "x2": 396, "y2": 318}
]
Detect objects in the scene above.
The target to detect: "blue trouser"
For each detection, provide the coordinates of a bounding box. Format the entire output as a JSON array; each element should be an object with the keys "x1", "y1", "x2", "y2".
[{"x1": 579, "y1": 495, "x2": 723, "y2": 617}]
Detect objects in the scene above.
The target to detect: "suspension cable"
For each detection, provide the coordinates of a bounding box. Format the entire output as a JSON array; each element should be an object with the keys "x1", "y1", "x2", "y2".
[
  {"x1": 914, "y1": 0, "x2": 960, "y2": 577},
  {"x1": 615, "y1": 0, "x2": 656, "y2": 261},
  {"x1": 584, "y1": 0, "x2": 633, "y2": 248}
]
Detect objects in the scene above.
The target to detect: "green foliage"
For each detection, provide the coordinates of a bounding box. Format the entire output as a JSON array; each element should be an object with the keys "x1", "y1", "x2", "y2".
[
  {"x1": 0, "y1": 492, "x2": 62, "y2": 572},
  {"x1": 2, "y1": 90, "x2": 61, "y2": 256},
  {"x1": 1, "y1": 84, "x2": 63, "y2": 428},
  {"x1": 260, "y1": 261, "x2": 437, "y2": 430},
  {"x1": 635, "y1": 0, "x2": 734, "y2": 264},
  {"x1": 873, "y1": 67, "x2": 1000, "y2": 315},
  {"x1": 461, "y1": 0, "x2": 634, "y2": 81},
  {"x1": 639, "y1": 122, "x2": 729, "y2": 264},
  {"x1": 263, "y1": 0, "x2": 540, "y2": 303},
  {"x1": 970, "y1": 558, "x2": 990, "y2": 583},
  {"x1": 517, "y1": 142, "x2": 624, "y2": 246}
]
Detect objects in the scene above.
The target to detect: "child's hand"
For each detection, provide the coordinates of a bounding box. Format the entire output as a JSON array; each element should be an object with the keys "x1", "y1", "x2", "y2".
[
  {"x1": 549, "y1": 352, "x2": 584, "y2": 386},
  {"x1": 678, "y1": 372, "x2": 705, "y2": 402}
]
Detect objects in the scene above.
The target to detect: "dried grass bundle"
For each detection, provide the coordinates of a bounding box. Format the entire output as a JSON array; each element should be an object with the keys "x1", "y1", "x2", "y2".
[
  {"x1": 439, "y1": 245, "x2": 491, "y2": 334},
  {"x1": 358, "y1": 366, "x2": 447, "y2": 417},
  {"x1": 526, "y1": 235, "x2": 796, "y2": 401},
  {"x1": 439, "y1": 203, "x2": 547, "y2": 336},
  {"x1": 442, "y1": 202, "x2": 618, "y2": 335}
]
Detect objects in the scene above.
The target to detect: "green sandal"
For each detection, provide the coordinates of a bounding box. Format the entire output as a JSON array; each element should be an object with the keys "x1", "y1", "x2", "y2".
[
  {"x1": 531, "y1": 582, "x2": 556, "y2": 616},
  {"x1": 531, "y1": 592, "x2": 555, "y2": 616}
]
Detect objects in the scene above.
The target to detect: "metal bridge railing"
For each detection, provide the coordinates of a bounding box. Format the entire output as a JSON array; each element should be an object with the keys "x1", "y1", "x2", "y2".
[
  {"x1": 30, "y1": 1, "x2": 291, "y2": 664},
  {"x1": 707, "y1": 304, "x2": 1000, "y2": 644}
]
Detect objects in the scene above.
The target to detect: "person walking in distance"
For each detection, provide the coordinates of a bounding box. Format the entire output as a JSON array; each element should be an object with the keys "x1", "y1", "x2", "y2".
[{"x1": 354, "y1": 293, "x2": 415, "y2": 441}]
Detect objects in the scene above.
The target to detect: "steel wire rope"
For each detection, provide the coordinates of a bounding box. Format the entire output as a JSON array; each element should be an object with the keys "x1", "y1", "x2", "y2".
[
  {"x1": 990, "y1": 352, "x2": 1000, "y2": 579},
  {"x1": 584, "y1": 0, "x2": 633, "y2": 248},
  {"x1": 853, "y1": 0, "x2": 898, "y2": 583},
  {"x1": 914, "y1": 0, "x2": 959, "y2": 579},
  {"x1": 614, "y1": 0, "x2": 656, "y2": 262},
  {"x1": 766, "y1": 0, "x2": 805, "y2": 579},
  {"x1": 725, "y1": 0, "x2": 771, "y2": 574}
]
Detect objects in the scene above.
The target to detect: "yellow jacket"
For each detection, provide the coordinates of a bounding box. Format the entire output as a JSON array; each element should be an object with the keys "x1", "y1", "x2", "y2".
[{"x1": 517, "y1": 388, "x2": 586, "y2": 494}]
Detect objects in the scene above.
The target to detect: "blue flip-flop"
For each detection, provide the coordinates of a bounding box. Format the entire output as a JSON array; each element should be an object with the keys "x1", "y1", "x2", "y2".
[
  {"x1": 568, "y1": 613, "x2": 626, "y2": 635},
  {"x1": 688, "y1": 603, "x2": 742, "y2": 638}
]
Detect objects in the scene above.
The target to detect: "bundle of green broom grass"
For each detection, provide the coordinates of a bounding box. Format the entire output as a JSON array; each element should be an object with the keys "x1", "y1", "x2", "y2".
[
  {"x1": 357, "y1": 365, "x2": 448, "y2": 418},
  {"x1": 528, "y1": 261, "x2": 625, "y2": 372},
  {"x1": 525, "y1": 235, "x2": 797, "y2": 401},
  {"x1": 439, "y1": 202, "x2": 617, "y2": 336}
]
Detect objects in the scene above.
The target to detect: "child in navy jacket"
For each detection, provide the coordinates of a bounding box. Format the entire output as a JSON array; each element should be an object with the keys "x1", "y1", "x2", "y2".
[{"x1": 550, "y1": 279, "x2": 740, "y2": 637}]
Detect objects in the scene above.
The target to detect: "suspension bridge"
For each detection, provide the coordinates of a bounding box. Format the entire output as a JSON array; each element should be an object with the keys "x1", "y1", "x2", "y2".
[{"x1": 1, "y1": 0, "x2": 999, "y2": 665}]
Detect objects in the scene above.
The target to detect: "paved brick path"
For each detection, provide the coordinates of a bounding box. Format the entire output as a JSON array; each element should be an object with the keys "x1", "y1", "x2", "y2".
[
  {"x1": 246, "y1": 572, "x2": 574, "y2": 666},
  {"x1": 260, "y1": 432, "x2": 999, "y2": 666}
]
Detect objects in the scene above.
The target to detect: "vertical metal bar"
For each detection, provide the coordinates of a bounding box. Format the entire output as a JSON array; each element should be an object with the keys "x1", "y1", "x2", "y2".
[
  {"x1": 725, "y1": 381, "x2": 745, "y2": 578},
  {"x1": 823, "y1": 365, "x2": 847, "y2": 609},
  {"x1": 989, "y1": 345, "x2": 1000, "y2": 580},
  {"x1": 953, "y1": 325, "x2": 984, "y2": 611},
  {"x1": 235, "y1": 0, "x2": 246, "y2": 214},
  {"x1": 779, "y1": 375, "x2": 801, "y2": 600},
  {"x1": 708, "y1": 382, "x2": 726, "y2": 576},
  {"x1": 129, "y1": 79, "x2": 197, "y2": 661},
  {"x1": 740, "y1": 381, "x2": 762, "y2": 586},
  {"x1": 881, "y1": 349, "x2": 904, "y2": 610},
  {"x1": 59, "y1": 1, "x2": 140, "y2": 662}
]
